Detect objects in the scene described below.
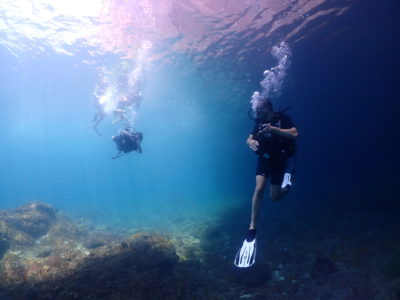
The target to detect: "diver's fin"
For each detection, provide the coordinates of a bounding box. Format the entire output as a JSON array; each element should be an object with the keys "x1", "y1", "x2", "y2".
[
  {"x1": 112, "y1": 152, "x2": 125, "y2": 160},
  {"x1": 234, "y1": 231, "x2": 257, "y2": 268},
  {"x1": 281, "y1": 172, "x2": 292, "y2": 189}
]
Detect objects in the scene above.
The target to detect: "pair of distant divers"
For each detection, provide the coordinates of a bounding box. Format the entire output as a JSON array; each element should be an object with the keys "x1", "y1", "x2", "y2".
[
  {"x1": 92, "y1": 119, "x2": 143, "y2": 159},
  {"x1": 92, "y1": 91, "x2": 144, "y2": 159}
]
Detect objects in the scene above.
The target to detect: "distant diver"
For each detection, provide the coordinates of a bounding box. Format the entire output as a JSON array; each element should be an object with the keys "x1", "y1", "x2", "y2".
[
  {"x1": 92, "y1": 102, "x2": 107, "y2": 136},
  {"x1": 112, "y1": 91, "x2": 143, "y2": 125},
  {"x1": 112, "y1": 127, "x2": 143, "y2": 159},
  {"x1": 234, "y1": 97, "x2": 298, "y2": 268}
]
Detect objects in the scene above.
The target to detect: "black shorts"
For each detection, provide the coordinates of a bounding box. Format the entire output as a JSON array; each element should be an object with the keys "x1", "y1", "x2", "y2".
[{"x1": 256, "y1": 156, "x2": 287, "y2": 185}]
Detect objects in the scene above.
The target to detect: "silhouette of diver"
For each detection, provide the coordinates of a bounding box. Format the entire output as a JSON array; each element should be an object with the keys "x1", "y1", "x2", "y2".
[
  {"x1": 92, "y1": 103, "x2": 106, "y2": 136},
  {"x1": 112, "y1": 127, "x2": 143, "y2": 159}
]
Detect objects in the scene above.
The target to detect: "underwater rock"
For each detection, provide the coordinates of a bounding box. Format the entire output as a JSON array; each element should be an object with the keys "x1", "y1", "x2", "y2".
[
  {"x1": 0, "y1": 200, "x2": 399, "y2": 299},
  {"x1": 0, "y1": 202, "x2": 56, "y2": 247},
  {"x1": 310, "y1": 256, "x2": 339, "y2": 283},
  {"x1": 200, "y1": 227, "x2": 224, "y2": 252},
  {"x1": 182, "y1": 245, "x2": 197, "y2": 260},
  {"x1": 1, "y1": 252, "x2": 27, "y2": 283},
  {"x1": 199, "y1": 226, "x2": 230, "y2": 268},
  {"x1": 229, "y1": 260, "x2": 271, "y2": 287},
  {"x1": 0, "y1": 231, "x2": 10, "y2": 259},
  {"x1": 126, "y1": 232, "x2": 179, "y2": 270},
  {"x1": 35, "y1": 247, "x2": 53, "y2": 258},
  {"x1": 83, "y1": 232, "x2": 116, "y2": 249},
  {"x1": 0, "y1": 219, "x2": 180, "y2": 300}
]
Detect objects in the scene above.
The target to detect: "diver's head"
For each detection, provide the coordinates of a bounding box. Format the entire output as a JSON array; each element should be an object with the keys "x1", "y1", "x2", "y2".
[
  {"x1": 135, "y1": 132, "x2": 143, "y2": 142},
  {"x1": 255, "y1": 98, "x2": 274, "y2": 121}
]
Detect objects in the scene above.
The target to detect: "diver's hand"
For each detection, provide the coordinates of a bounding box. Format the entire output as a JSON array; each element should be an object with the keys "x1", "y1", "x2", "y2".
[
  {"x1": 260, "y1": 123, "x2": 277, "y2": 134},
  {"x1": 248, "y1": 140, "x2": 259, "y2": 152}
]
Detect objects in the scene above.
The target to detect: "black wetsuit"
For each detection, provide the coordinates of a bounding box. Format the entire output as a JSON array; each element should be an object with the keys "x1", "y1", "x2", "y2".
[
  {"x1": 114, "y1": 131, "x2": 139, "y2": 153},
  {"x1": 251, "y1": 112, "x2": 296, "y2": 185}
]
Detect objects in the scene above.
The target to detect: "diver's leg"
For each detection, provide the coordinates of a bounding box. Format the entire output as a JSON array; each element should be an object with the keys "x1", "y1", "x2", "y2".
[
  {"x1": 281, "y1": 156, "x2": 294, "y2": 190},
  {"x1": 92, "y1": 113, "x2": 98, "y2": 123},
  {"x1": 270, "y1": 159, "x2": 291, "y2": 201},
  {"x1": 93, "y1": 115, "x2": 104, "y2": 136},
  {"x1": 249, "y1": 175, "x2": 267, "y2": 230},
  {"x1": 234, "y1": 169, "x2": 266, "y2": 267},
  {"x1": 270, "y1": 185, "x2": 290, "y2": 201}
]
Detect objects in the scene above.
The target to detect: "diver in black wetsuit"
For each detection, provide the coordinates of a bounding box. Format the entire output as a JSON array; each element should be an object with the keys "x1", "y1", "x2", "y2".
[
  {"x1": 112, "y1": 128, "x2": 143, "y2": 159},
  {"x1": 234, "y1": 97, "x2": 298, "y2": 268},
  {"x1": 248, "y1": 99, "x2": 297, "y2": 204}
]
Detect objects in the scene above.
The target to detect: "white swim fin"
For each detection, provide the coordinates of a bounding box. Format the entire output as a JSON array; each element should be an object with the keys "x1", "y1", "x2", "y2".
[
  {"x1": 234, "y1": 237, "x2": 257, "y2": 268},
  {"x1": 281, "y1": 172, "x2": 292, "y2": 189}
]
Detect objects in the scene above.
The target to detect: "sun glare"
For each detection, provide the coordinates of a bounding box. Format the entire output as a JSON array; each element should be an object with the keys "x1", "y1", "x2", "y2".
[
  {"x1": 50, "y1": 0, "x2": 102, "y2": 18},
  {"x1": 0, "y1": 0, "x2": 103, "y2": 56}
]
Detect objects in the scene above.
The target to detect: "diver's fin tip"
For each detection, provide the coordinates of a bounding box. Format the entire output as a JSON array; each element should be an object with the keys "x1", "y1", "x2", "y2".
[{"x1": 233, "y1": 238, "x2": 257, "y2": 268}]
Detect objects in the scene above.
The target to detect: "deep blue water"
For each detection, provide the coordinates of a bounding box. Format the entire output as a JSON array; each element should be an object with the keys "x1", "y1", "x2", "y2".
[{"x1": 0, "y1": 0, "x2": 399, "y2": 230}]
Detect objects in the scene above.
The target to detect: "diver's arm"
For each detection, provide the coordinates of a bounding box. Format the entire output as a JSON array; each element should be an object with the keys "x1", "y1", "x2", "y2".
[
  {"x1": 271, "y1": 126, "x2": 298, "y2": 139},
  {"x1": 260, "y1": 124, "x2": 298, "y2": 139},
  {"x1": 246, "y1": 134, "x2": 257, "y2": 145},
  {"x1": 247, "y1": 134, "x2": 259, "y2": 151}
]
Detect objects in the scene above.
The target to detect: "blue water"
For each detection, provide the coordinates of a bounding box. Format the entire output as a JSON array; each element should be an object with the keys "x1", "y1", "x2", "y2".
[
  {"x1": 0, "y1": 50, "x2": 254, "y2": 227},
  {"x1": 0, "y1": 0, "x2": 399, "y2": 231}
]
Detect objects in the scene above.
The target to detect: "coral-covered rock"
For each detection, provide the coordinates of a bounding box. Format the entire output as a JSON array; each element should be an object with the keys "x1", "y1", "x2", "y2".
[
  {"x1": 0, "y1": 200, "x2": 399, "y2": 299},
  {"x1": 2, "y1": 204, "x2": 190, "y2": 298},
  {"x1": 126, "y1": 232, "x2": 179, "y2": 269},
  {"x1": 0, "y1": 202, "x2": 56, "y2": 247},
  {"x1": 83, "y1": 232, "x2": 118, "y2": 249},
  {"x1": 0, "y1": 231, "x2": 9, "y2": 259}
]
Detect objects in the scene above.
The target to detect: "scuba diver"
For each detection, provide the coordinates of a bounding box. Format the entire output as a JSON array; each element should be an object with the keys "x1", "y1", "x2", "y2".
[
  {"x1": 112, "y1": 127, "x2": 143, "y2": 159},
  {"x1": 112, "y1": 91, "x2": 143, "y2": 125},
  {"x1": 234, "y1": 97, "x2": 298, "y2": 268},
  {"x1": 92, "y1": 101, "x2": 107, "y2": 136}
]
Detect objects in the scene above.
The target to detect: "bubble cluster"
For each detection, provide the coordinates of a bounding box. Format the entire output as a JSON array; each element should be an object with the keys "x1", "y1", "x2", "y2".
[
  {"x1": 251, "y1": 42, "x2": 291, "y2": 113},
  {"x1": 92, "y1": 41, "x2": 151, "y2": 134}
]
